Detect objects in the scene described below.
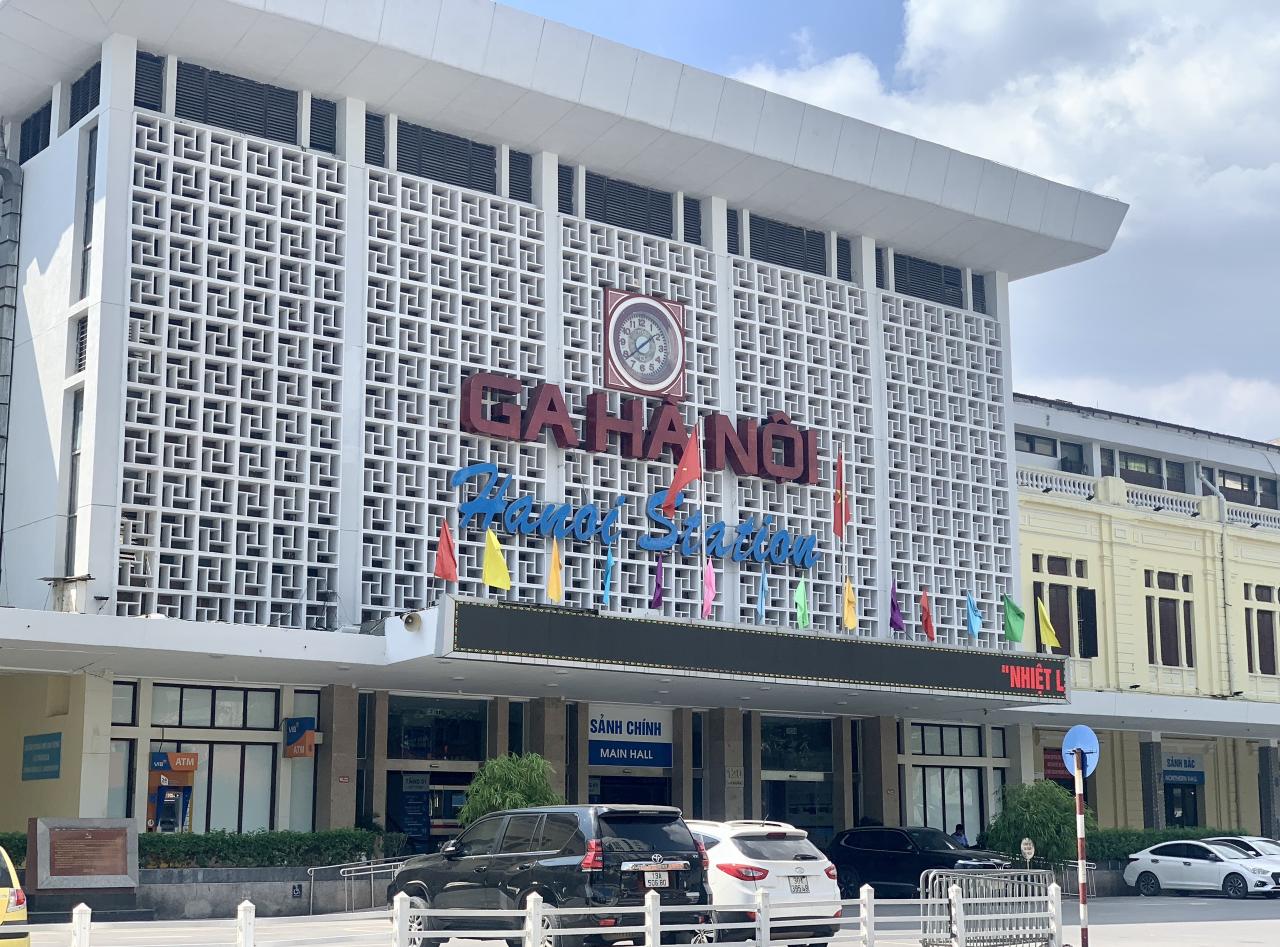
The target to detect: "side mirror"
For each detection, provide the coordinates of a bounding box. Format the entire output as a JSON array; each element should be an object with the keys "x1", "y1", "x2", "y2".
[
  {"x1": 441, "y1": 839, "x2": 461, "y2": 858},
  {"x1": 1208, "y1": 854, "x2": 1222, "y2": 863}
]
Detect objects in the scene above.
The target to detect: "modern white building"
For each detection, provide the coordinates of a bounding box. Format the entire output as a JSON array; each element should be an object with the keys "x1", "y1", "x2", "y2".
[{"x1": 0, "y1": 0, "x2": 1124, "y2": 850}]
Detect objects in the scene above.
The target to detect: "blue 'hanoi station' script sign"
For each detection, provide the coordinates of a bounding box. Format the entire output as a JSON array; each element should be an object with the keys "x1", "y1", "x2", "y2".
[
  {"x1": 587, "y1": 704, "x2": 673, "y2": 768},
  {"x1": 450, "y1": 462, "x2": 822, "y2": 570}
]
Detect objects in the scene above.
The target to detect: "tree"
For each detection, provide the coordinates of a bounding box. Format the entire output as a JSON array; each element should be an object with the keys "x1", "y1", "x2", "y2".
[
  {"x1": 457, "y1": 753, "x2": 563, "y2": 826},
  {"x1": 983, "y1": 779, "x2": 1098, "y2": 865}
]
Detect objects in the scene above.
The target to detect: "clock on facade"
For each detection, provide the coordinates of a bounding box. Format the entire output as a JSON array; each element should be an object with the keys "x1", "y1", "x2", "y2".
[{"x1": 603, "y1": 289, "x2": 686, "y2": 400}]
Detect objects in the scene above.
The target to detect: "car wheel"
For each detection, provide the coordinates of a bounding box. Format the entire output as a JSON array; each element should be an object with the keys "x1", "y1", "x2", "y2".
[
  {"x1": 405, "y1": 894, "x2": 430, "y2": 947},
  {"x1": 836, "y1": 866, "x2": 862, "y2": 899},
  {"x1": 1136, "y1": 872, "x2": 1161, "y2": 897},
  {"x1": 1223, "y1": 873, "x2": 1249, "y2": 901}
]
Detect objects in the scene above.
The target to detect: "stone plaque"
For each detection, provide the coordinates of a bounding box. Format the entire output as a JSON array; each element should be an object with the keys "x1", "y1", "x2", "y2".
[{"x1": 49, "y1": 828, "x2": 128, "y2": 877}]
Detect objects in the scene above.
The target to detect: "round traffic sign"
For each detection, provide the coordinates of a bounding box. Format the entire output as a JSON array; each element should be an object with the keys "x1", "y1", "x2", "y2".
[{"x1": 1061, "y1": 724, "x2": 1100, "y2": 778}]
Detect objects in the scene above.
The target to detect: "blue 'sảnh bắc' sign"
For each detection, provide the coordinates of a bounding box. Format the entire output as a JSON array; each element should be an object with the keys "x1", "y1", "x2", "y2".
[
  {"x1": 588, "y1": 704, "x2": 673, "y2": 768},
  {"x1": 22, "y1": 732, "x2": 61, "y2": 781}
]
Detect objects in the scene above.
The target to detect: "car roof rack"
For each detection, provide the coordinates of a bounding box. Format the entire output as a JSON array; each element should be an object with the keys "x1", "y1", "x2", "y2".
[{"x1": 724, "y1": 820, "x2": 799, "y2": 830}]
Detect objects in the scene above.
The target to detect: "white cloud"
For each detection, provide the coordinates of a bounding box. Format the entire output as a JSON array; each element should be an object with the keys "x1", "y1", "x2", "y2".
[{"x1": 732, "y1": 1, "x2": 1280, "y2": 438}]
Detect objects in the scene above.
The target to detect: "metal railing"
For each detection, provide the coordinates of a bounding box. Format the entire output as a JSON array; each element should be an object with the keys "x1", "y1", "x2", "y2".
[
  {"x1": 305, "y1": 854, "x2": 406, "y2": 914},
  {"x1": 8, "y1": 882, "x2": 1063, "y2": 947},
  {"x1": 920, "y1": 870, "x2": 1058, "y2": 946}
]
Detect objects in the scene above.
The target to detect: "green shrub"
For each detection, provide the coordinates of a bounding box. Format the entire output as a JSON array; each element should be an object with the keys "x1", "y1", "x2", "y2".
[
  {"x1": 1088, "y1": 826, "x2": 1243, "y2": 864},
  {"x1": 457, "y1": 753, "x2": 562, "y2": 826},
  {"x1": 0, "y1": 832, "x2": 26, "y2": 868},
  {"x1": 984, "y1": 780, "x2": 1098, "y2": 864},
  {"x1": 137, "y1": 829, "x2": 402, "y2": 868}
]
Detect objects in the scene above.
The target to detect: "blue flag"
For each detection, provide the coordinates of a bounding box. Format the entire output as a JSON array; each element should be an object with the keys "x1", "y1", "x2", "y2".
[
  {"x1": 756, "y1": 567, "x2": 767, "y2": 620},
  {"x1": 966, "y1": 593, "x2": 983, "y2": 642},
  {"x1": 602, "y1": 545, "x2": 615, "y2": 606}
]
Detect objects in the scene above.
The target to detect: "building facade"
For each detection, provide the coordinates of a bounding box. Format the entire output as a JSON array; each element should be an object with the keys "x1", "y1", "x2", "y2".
[{"x1": 0, "y1": 0, "x2": 1124, "y2": 850}]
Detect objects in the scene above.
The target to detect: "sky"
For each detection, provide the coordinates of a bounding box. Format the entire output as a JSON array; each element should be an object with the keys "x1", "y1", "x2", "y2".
[{"x1": 505, "y1": 0, "x2": 1280, "y2": 440}]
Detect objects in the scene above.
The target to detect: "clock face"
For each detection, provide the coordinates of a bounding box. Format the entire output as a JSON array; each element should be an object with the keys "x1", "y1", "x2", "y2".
[{"x1": 604, "y1": 292, "x2": 686, "y2": 398}]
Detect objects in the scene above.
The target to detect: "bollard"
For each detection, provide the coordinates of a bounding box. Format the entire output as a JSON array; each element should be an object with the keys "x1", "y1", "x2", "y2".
[
  {"x1": 70, "y1": 903, "x2": 92, "y2": 947},
  {"x1": 524, "y1": 890, "x2": 544, "y2": 947},
  {"x1": 1047, "y1": 882, "x2": 1063, "y2": 947},
  {"x1": 236, "y1": 900, "x2": 256, "y2": 947},
  {"x1": 949, "y1": 884, "x2": 966, "y2": 947},
  {"x1": 859, "y1": 884, "x2": 876, "y2": 947},
  {"x1": 391, "y1": 891, "x2": 410, "y2": 947},
  {"x1": 643, "y1": 889, "x2": 661, "y2": 947},
  {"x1": 754, "y1": 889, "x2": 771, "y2": 947}
]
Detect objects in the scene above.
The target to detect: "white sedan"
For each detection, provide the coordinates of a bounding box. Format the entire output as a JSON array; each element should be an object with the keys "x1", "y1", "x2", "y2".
[
  {"x1": 687, "y1": 820, "x2": 842, "y2": 945},
  {"x1": 1124, "y1": 840, "x2": 1280, "y2": 899}
]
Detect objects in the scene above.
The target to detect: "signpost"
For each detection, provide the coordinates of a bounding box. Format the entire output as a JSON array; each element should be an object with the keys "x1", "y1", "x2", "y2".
[
  {"x1": 1061, "y1": 725, "x2": 1100, "y2": 947},
  {"x1": 1020, "y1": 837, "x2": 1035, "y2": 869}
]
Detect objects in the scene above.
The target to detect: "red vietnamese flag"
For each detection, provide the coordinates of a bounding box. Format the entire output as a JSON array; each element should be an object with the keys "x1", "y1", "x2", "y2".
[
  {"x1": 661, "y1": 422, "x2": 702, "y2": 516},
  {"x1": 833, "y1": 448, "x2": 851, "y2": 541},
  {"x1": 920, "y1": 586, "x2": 936, "y2": 641},
  {"x1": 434, "y1": 519, "x2": 458, "y2": 582}
]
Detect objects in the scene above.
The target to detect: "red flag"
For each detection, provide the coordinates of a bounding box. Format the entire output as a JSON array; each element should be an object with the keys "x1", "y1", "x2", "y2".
[
  {"x1": 661, "y1": 422, "x2": 702, "y2": 515},
  {"x1": 833, "y1": 448, "x2": 851, "y2": 541},
  {"x1": 920, "y1": 586, "x2": 936, "y2": 641},
  {"x1": 434, "y1": 520, "x2": 458, "y2": 582}
]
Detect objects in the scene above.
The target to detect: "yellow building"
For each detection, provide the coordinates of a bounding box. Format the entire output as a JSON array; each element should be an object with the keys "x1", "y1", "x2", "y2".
[{"x1": 1005, "y1": 394, "x2": 1280, "y2": 834}]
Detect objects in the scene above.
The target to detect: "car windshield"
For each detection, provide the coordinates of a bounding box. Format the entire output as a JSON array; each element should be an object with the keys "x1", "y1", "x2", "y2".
[
  {"x1": 906, "y1": 828, "x2": 963, "y2": 852},
  {"x1": 1207, "y1": 844, "x2": 1250, "y2": 861},
  {"x1": 1251, "y1": 839, "x2": 1280, "y2": 856},
  {"x1": 599, "y1": 815, "x2": 699, "y2": 855},
  {"x1": 1209, "y1": 840, "x2": 1255, "y2": 857},
  {"x1": 734, "y1": 835, "x2": 823, "y2": 861}
]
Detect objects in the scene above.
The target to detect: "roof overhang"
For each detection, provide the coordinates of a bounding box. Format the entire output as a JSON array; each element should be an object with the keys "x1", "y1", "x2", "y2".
[{"x1": 0, "y1": 0, "x2": 1127, "y2": 280}]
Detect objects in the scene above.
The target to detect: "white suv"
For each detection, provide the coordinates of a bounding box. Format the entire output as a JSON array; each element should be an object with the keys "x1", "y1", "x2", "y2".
[{"x1": 687, "y1": 820, "x2": 841, "y2": 945}]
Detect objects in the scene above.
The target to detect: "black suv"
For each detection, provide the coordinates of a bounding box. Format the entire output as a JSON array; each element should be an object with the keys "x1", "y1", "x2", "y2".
[
  {"x1": 389, "y1": 804, "x2": 710, "y2": 943},
  {"x1": 825, "y1": 826, "x2": 1010, "y2": 897}
]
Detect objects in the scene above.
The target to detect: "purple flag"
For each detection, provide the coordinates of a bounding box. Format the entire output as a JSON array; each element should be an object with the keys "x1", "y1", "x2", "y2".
[
  {"x1": 889, "y1": 580, "x2": 905, "y2": 631},
  {"x1": 650, "y1": 554, "x2": 665, "y2": 609}
]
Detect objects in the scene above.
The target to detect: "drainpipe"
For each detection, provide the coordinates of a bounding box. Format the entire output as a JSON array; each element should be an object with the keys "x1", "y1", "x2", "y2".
[
  {"x1": 1199, "y1": 475, "x2": 1236, "y2": 696},
  {"x1": 0, "y1": 125, "x2": 23, "y2": 594}
]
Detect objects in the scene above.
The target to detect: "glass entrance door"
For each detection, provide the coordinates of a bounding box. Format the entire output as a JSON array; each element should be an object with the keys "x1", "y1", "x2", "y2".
[
  {"x1": 761, "y1": 775, "x2": 834, "y2": 846},
  {"x1": 1165, "y1": 783, "x2": 1200, "y2": 828},
  {"x1": 588, "y1": 773, "x2": 672, "y2": 806}
]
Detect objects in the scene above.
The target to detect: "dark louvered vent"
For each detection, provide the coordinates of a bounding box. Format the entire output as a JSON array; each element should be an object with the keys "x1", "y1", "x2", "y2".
[
  {"x1": 68, "y1": 62, "x2": 101, "y2": 128},
  {"x1": 365, "y1": 112, "x2": 386, "y2": 166},
  {"x1": 309, "y1": 97, "x2": 337, "y2": 154},
  {"x1": 583, "y1": 172, "x2": 673, "y2": 239},
  {"x1": 135, "y1": 51, "x2": 165, "y2": 110},
  {"x1": 682, "y1": 195, "x2": 702, "y2": 245},
  {"x1": 397, "y1": 119, "x2": 497, "y2": 194},
  {"x1": 874, "y1": 248, "x2": 886, "y2": 288},
  {"x1": 726, "y1": 208, "x2": 740, "y2": 255},
  {"x1": 894, "y1": 253, "x2": 965, "y2": 308},
  {"x1": 971, "y1": 273, "x2": 988, "y2": 314},
  {"x1": 748, "y1": 212, "x2": 826, "y2": 276},
  {"x1": 509, "y1": 150, "x2": 533, "y2": 203},
  {"x1": 836, "y1": 237, "x2": 852, "y2": 282},
  {"x1": 557, "y1": 164, "x2": 574, "y2": 214},
  {"x1": 19, "y1": 102, "x2": 52, "y2": 163},
  {"x1": 175, "y1": 61, "x2": 298, "y2": 145}
]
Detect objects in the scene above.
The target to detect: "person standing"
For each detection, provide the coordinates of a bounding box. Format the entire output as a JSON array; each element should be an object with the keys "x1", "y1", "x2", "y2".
[{"x1": 951, "y1": 823, "x2": 970, "y2": 847}]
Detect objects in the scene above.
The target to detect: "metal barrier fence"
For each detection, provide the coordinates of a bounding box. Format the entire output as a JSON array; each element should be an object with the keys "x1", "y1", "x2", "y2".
[
  {"x1": 919, "y1": 870, "x2": 1059, "y2": 947},
  {"x1": 7, "y1": 883, "x2": 1063, "y2": 947}
]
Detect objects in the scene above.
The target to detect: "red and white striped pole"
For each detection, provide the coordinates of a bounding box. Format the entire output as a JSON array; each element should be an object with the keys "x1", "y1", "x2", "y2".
[{"x1": 1074, "y1": 746, "x2": 1089, "y2": 947}]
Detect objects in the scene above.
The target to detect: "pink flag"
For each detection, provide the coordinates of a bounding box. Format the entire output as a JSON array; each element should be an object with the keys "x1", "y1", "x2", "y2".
[{"x1": 701, "y1": 559, "x2": 716, "y2": 618}]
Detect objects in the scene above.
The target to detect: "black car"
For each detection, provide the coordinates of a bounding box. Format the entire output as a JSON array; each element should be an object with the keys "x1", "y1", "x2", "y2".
[
  {"x1": 825, "y1": 826, "x2": 1010, "y2": 897},
  {"x1": 389, "y1": 804, "x2": 710, "y2": 944}
]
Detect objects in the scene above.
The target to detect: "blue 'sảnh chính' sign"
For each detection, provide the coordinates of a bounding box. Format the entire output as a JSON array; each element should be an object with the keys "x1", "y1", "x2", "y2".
[
  {"x1": 450, "y1": 462, "x2": 823, "y2": 571},
  {"x1": 587, "y1": 704, "x2": 673, "y2": 768},
  {"x1": 22, "y1": 732, "x2": 62, "y2": 781},
  {"x1": 588, "y1": 740, "x2": 674, "y2": 767}
]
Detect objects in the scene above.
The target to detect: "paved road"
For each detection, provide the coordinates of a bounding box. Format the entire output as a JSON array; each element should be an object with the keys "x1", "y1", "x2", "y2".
[{"x1": 22, "y1": 897, "x2": 1280, "y2": 946}]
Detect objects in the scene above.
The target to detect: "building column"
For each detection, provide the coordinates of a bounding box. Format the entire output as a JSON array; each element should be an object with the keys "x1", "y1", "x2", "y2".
[
  {"x1": 486, "y1": 697, "x2": 510, "y2": 759},
  {"x1": 77, "y1": 673, "x2": 114, "y2": 818},
  {"x1": 1260, "y1": 744, "x2": 1280, "y2": 838},
  {"x1": 745, "y1": 711, "x2": 762, "y2": 819},
  {"x1": 671, "y1": 708, "x2": 694, "y2": 816},
  {"x1": 369, "y1": 691, "x2": 389, "y2": 828},
  {"x1": 528, "y1": 696, "x2": 567, "y2": 798},
  {"x1": 316, "y1": 684, "x2": 358, "y2": 830},
  {"x1": 831, "y1": 717, "x2": 856, "y2": 832},
  {"x1": 860, "y1": 717, "x2": 900, "y2": 826},
  {"x1": 706, "y1": 708, "x2": 745, "y2": 820},
  {"x1": 1139, "y1": 736, "x2": 1165, "y2": 830},
  {"x1": 1004, "y1": 724, "x2": 1036, "y2": 785}
]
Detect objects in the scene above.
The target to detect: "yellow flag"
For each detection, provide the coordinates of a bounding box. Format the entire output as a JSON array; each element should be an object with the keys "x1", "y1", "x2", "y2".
[
  {"x1": 548, "y1": 539, "x2": 563, "y2": 602},
  {"x1": 1036, "y1": 597, "x2": 1061, "y2": 649},
  {"x1": 842, "y1": 577, "x2": 857, "y2": 630},
  {"x1": 482, "y1": 528, "x2": 511, "y2": 590}
]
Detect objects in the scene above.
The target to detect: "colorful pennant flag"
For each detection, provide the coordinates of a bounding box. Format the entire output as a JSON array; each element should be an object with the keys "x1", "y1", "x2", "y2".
[
  {"x1": 965, "y1": 593, "x2": 983, "y2": 642},
  {"x1": 1036, "y1": 596, "x2": 1062, "y2": 649},
  {"x1": 794, "y1": 577, "x2": 811, "y2": 629},
  {"x1": 920, "y1": 586, "x2": 936, "y2": 641},
  {"x1": 842, "y1": 576, "x2": 857, "y2": 631},
  {"x1": 547, "y1": 539, "x2": 563, "y2": 603},
  {"x1": 661, "y1": 423, "x2": 702, "y2": 516},
  {"x1": 433, "y1": 519, "x2": 458, "y2": 582},
  {"x1": 833, "y1": 448, "x2": 851, "y2": 542},
  {"x1": 701, "y1": 559, "x2": 716, "y2": 619},
  {"x1": 650, "y1": 554, "x2": 665, "y2": 609},
  {"x1": 482, "y1": 528, "x2": 511, "y2": 590},
  {"x1": 889, "y1": 580, "x2": 905, "y2": 631},
  {"x1": 756, "y1": 567, "x2": 768, "y2": 621},
  {"x1": 1003, "y1": 595, "x2": 1025, "y2": 643},
  {"x1": 601, "y1": 545, "x2": 615, "y2": 606}
]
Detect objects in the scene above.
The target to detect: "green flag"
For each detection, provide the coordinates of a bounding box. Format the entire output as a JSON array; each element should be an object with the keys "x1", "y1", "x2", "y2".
[
  {"x1": 1003, "y1": 595, "x2": 1025, "y2": 643},
  {"x1": 794, "y1": 578, "x2": 811, "y2": 629}
]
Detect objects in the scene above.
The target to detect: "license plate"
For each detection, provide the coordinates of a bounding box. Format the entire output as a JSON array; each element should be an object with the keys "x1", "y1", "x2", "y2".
[
  {"x1": 788, "y1": 876, "x2": 810, "y2": 894},
  {"x1": 644, "y1": 871, "x2": 670, "y2": 888}
]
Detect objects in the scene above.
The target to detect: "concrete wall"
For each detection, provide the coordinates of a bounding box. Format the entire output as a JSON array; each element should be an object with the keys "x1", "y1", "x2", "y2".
[{"x1": 137, "y1": 867, "x2": 389, "y2": 919}]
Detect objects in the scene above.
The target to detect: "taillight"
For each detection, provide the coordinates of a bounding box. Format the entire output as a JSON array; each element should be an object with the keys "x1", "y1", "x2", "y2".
[
  {"x1": 824, "y1": 864, "x2": 838, "y2": 880},
  {"x1": 580, "y1": 838, "x2": 604, "y2": 872},
  {"x1": 696, "y1": 838, "x2": 709, "y2": 871},
  {"x1": 717, "y1": 863, "x2": 769, "y2": 881},
  {"x1": 7, "y1": 888, "x2": 26, "y2": 911}
]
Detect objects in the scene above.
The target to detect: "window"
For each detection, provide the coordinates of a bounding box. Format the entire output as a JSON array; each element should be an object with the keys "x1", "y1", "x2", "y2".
[
  {"x1": 1031, "y1": 567, "x2": 1099, "y2": 659},
  {"x1": 910, "y1": 766, "x2": 984, "y2": 836},
  {"x1": 387, "y1": 696, "x2": 487, "y2": 760},
  {"x1": 508, "y1": 150, "x2": 533, "y2": 203},
  {"x1": 63, "y1": 389, "x2": 85, "y2": 575},
  {"x1": 397, "y1": 120, "x2": 497, "y2": 194},
  {"x1": 727, "y1": 207, "x2": 741, "y2": 255},
  {"x1": 72, "y1": 316, "x2": 89, "y2": 374},
  {"x1": 910, "y1": 724, "x2": 983, "y2": 757},
  {"x1": 971, "y1": 273, "x2": 987, "y2": 314},
  {"x1": 540, "y1": 813, "x2": 583, "y2": 854},
  {"x1": 455, "y1": 817, "x2": 503, "y2": 856},
  {"x1": 151, "y1": 739, "x2": 277, "y2": 832},
  {"x1": 1118, "y1": 451, "x2": 1162, "y2": 487},
  {"x1": 1015, "y1": 432, "x2": 1057, "y2": 457},
  {"x1": 135, "y1": 51, "x2": 165, "y2": 110},
  {"x1": 69, "y1": 62, "x2": 101, "y2": 127},
  {"x1": 747, "y1": 212, "x2": 826, "y2": 276},
  {"x1": 107, "y1": 739, "x2": 135, "y2": 818},
  {"x1": 1263, "y1": 479, "x2": 1279, "y2": 510},
  {"x1": 584, "y1": 172, "x2": 673, "y2": 239},
  {"x1": 150, "y1": 685, "x2": 278, "y2": 729},
  {"x1": 1100, "y1": 448, "x2": 1115, "y2": 477},
  {"x1": 508, "y1": 701, "x2": 525, "y2": 755},
  {"x1": 309, "y1": 97, "x2": 337, "y2": 154},
  {"x1": 497, "y1": 814, "x2": 543, "y2": 854},
  {"x1": 19, "y1": 102, "x2": 52, "y2": 163},
  {"x1": 112, "y1": 681, "x2": 137, "y2": 726},
  {"x1": 1165, "y1": 461, "x2": 1187, "y2": 493},
  {"x1": 1219, "y1": 469, "x2": 1257, "y2": 504},
  {"x1": 683, "y1": 195, "x2": 702, "y2": 245},
  {"x1": 893, "y1": 253, "x2": 964, "y2": 308},
  {"x1": 1046, "y1": 556, "x2": 1070, "y2": 576},
  {"x1": 874, "y1": 247, "x2": 885, "y2": 288},
  {"x1": 558, "y1": 164, "x2": 574, "y2": 215},
  {"x1": 761, "y1": 716, "x2": 833, "y2": 771},
  {"x1": 1059, "y1": 441, "x2": 1086, "y2": 473},
  {"x1": 1246, "y1": 585, "x2": 1279, "y2": 677},
  {"x1": 365, "y1": 112, "x2": 386, "y2": 167},
  {"x1": 79, "y1": 126, "x2": 98, "y2": 299},
  {"x1": 1145, "y1": 573, "x2": 1195, "y2": 668},
  {"x1": 835, "y1": 236, "x2": 852, "y2": 281},
  {"x1": 992, "y1": 728, "x2": 1007, "y2": 759},
  {"x1": 175, "y1": 62, "x2": 298, "y2": 144}
]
